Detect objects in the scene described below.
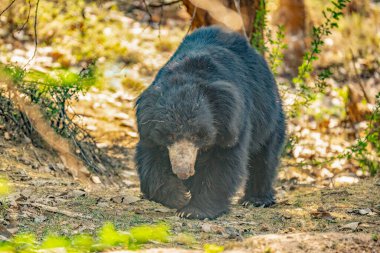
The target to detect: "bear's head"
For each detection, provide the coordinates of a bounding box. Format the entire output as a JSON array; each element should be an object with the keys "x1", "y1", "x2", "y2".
[{"x1": 136, "y1": 81, "x2": 243, "y2": 180}]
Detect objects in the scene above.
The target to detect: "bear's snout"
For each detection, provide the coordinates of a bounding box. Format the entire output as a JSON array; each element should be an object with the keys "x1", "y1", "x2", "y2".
[{"x1": 168, "y1": 140, "x2": 198, "y2": 180}]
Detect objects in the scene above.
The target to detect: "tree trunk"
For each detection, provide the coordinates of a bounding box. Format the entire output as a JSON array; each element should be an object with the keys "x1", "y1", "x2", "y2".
[
  {"x1": 273, "y1": 0, "x2": 308, "y2": 77},
  {"x1": 182, "y1": 0, "x2": 260, "y2": 39}
]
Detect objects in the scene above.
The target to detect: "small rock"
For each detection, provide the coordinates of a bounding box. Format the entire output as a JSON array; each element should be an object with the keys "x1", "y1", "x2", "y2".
[
  {"x1": 358, "y1": 208, "x2": 372, "y2": 215},
  {"x1": 120, "y1": 119, "x2": 136, "y2": 129},
  {"x1": 111, "y1": 196, "x2": 124, "y2": 204},
  {"x1": 56, "y1": 163, "x2": 65, "y2": 171},
  {"x1": 333, "y1": 175, "x2": 359, "y2": 186},
  {"x1": 341, "y1": 222, "x2": 360, "y2": 231},
  {"x1": 4, "y1": 132, "x2": 11, "y2": 140},
  {"x1": 224, "y1": 227, "x2": 243, "y2": 240},
  {"x1": 23, "y1": 136, "x2": 32, "y2": 144},
  {"x1": 201, "y1": 223, "x2": 225, "y2": 234},
  {"x1": 91, "y1": 176, "x2": 102, "y2": 184},
  {"x1": 39, "y1": 165, "x2": 51, "y2": 173},
  {"x1": 97, "y1": 202, "x2": 109, "y2": 208},
  {"x1": 34, "y1": 215, "x2": 47, "y2": 223},
  {"x1": 20, "y1": 189, "x2": 33, "y2": 199},
  {"x1": 123, "y1": 196, "x2": 140, "y2": 204},
  {"x1": 69, "y1": 189, "x2": 87, "y2": 198}
]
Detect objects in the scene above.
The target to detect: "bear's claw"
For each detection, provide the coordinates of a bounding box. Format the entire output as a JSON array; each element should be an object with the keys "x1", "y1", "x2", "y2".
[{"x1": 240, "y1": 196, "x2": 276, "y2": 208}]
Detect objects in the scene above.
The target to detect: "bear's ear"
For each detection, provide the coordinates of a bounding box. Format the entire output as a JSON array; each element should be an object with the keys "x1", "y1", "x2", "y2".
[
  {"x1": 202, "y1": 81, "x2": 244, "y2": 147},
  {"x1": 135, "y1": 86, "x2": 161, "y2": 146}
]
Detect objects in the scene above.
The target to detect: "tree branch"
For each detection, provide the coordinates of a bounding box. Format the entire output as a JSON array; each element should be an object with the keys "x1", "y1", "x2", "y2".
[
  {"x1": 148, "y1": 0, "x2": 181, "y2": 8},
  {"x1": 24, "y1": 0, "x2": 40, "y2": 68},
  {"x1": 0, "y1": 0, "x2": 17, "y2": 17},
  {"x1": 17, "y1": 0, "x2": 31, "y2": 31}
]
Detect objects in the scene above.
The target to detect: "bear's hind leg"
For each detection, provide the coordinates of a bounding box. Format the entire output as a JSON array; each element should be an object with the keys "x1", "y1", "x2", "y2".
[{"x1": 240, "y1": 128, "x2": 285, "y2": 207}]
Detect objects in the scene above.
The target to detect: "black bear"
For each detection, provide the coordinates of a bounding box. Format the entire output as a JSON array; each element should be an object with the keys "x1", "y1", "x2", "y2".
[{"x1": 135, "y1": 26, "x2": 286, "y2": 219}]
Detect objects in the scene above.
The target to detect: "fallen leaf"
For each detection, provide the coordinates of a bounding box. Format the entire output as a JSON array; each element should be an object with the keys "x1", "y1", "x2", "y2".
[
  {"x1": 4, "y1": 132, "x2": 11, "y2": 140},
  {"x1": 310, "y1": 207, "x2": 335, "y2": 221}
]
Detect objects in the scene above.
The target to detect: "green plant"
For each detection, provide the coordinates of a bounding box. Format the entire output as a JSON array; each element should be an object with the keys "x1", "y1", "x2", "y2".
[
  {"x1": 0, "y1": 177, "x2": 11, "y2": 196},
  {"x1": 267, "y1": 25, "x2": 287, "y2": 76},
  {"x1": 347, "y1": 93, "x2": 380, "y2": 175},
  {"x1": 204, "y1": 243, "x2": 224, "y2": 253},
  {"x1": 292, "y1": 0, "x2": 352, "y2": 109},
  {"x1": 251, "y1": 0, "x2": 267, "y2": 55},
  {"x1": 1, "y1": 223, "x2": 171, "y2": 252},
  {"x1": 0, "y1": 63, "x2": 110, "y2": 174}
]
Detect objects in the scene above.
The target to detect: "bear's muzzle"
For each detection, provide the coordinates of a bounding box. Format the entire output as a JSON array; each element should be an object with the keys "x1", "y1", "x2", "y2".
[{"x1": 168, "y1": 140, "x2": 198, "y2": 180}]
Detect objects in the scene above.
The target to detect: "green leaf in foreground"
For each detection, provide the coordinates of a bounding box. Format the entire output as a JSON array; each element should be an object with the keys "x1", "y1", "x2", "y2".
[
  {"x1": 40, "y1": 234, "x2": 71, "y2": 249},
  {"x1": 0, "y1": 177, "x2": 11, "y2": 196},
  {"x1": 130, "y1": 224, "x2": 170, "y2": 244},
  {"x1": 204, "y1": 243, "x2": 224, "y2": 253},
  {"x1": 98, "y1": 222, "x2": 129, "y2": 248}
]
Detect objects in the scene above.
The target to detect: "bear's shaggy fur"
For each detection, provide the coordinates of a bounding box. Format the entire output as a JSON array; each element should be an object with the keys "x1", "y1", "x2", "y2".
[{"x1": 135, "y1": 26, "x2": 286, "y2": 219}]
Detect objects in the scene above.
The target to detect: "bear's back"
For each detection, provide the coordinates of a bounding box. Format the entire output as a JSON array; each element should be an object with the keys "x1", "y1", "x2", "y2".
[{"x1": 173, "y1": 26, "x2": 254, "y2": 62}]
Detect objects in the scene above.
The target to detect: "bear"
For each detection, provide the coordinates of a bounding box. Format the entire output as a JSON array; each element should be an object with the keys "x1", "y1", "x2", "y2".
[{"x1": 135, "y1": 26, "x2": 286, "y2": 219}]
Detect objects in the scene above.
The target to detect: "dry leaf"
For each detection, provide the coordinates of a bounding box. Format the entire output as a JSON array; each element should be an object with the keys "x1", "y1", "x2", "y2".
[
  {"x1": 310, "y1": 207, "x2": 336, "y2": 221},
  {"x1": 341, "y1": 222, "x2": 360, "y2": 231}
]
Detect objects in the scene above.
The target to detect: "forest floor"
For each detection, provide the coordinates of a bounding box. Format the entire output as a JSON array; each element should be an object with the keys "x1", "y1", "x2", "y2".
[
  {"x1": 1, "y1": 1, "x2": 380, "y2": 252},
  {"x1": 1, "y1": 124, "x2": 380, "y2": 252}
]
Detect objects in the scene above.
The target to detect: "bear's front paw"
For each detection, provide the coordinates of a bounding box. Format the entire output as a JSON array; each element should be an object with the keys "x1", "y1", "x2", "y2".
[
  {"x1": 239, "y1": 195, "x2": 276, "y2": 208},
  {"x1": 161, "y1": 187, "x2": 191, "y2": 210},
  {"x1": 152, "y1": 177, "x2": 191, "y2": 209},
  {"x1": 176, "y1": 204, "x2": 226, "y2": 220}
]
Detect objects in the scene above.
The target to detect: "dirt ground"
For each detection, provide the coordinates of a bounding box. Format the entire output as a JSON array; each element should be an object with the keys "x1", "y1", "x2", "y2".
[
  {"x1": 1, "y1": 112, "x2": 379, "y2": 252},
  {"x1": 1, "y1": 1, "x2": 380, "y2": 252}
]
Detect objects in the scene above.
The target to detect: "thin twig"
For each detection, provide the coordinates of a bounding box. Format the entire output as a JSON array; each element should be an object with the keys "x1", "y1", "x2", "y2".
[
  {"x1": 158, "y1": 0, "x2": 164, "y2": 38},
  {"x1": 24, "y1": 0, "x2": 40, "y2": 68},
  {"x1": 17, "y1": 0, "x2": 31, "y2": 32},
  {"x1": 18, "y1": 202, "x2": 92, "y2": 219},
  {"x1": 0, "y1": 0, "x2": 17, "y2": 16},
  {"x1": 186, "y1": 6, "x2": 197, "y2": 36},
  {"x1": 142, "y1": 0, "x2": 153, "y2": 24},
  {"x1": 349, "y1": 48, "x2": 370, "y2": 102},
  {"x1": 148, "y1": 0, "x2": 181, "y2": 8},
  {"x1": 233, "y1": 0, "x2": 248, "y2": 40}
]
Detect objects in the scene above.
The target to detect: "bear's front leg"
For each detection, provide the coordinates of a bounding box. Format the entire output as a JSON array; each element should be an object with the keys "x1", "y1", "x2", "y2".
[
  {"x1": 136, "y1": 144, "x2": 191, "y2": 209},
  {"x1": 177, "y1": 145, "x2": 248, "y2": 219}
]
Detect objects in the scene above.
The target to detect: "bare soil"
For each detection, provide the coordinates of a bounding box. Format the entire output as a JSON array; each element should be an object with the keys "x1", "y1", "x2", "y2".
[{"x1": 1, "y1": 118, "x2": 379, "y2": 252}]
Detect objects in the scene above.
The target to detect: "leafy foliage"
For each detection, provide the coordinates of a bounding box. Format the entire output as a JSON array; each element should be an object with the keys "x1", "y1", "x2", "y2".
[
  {"x1": 347, "y1": 93, "x2": 380, "y2": 175},
  {"x1": 204, "y1": 244, "x2": 224, "y2": 253},
  {"x1": 292, "y1": 0, "x2": 352, "y2": 109},
  {"x1": 0, "y1": 177, "x2": 11, "y2": 196},
  {"x1": 0, "y1": 63, "x2": 111, "y2": 174},
  {"x1": 1, "y1": 223, "x2": 171, "y2": 252},
  {"x1": 251, "y1": 0, "x2": 267, "y2": 55},
  {"x1": 267, "y1": 25, "x2": 287, "y2": 77}
]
